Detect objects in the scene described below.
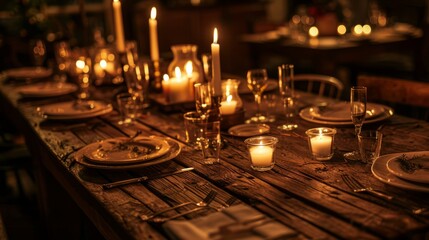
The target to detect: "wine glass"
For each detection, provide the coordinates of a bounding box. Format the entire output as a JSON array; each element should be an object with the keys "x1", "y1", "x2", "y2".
[
  {"x1": 30, "y1": 39, "x2": 46, "y2": 67},
  {"x1": 246, "y1": 68, "x2": 268, "y2": 123},
  {"x1": 344, "y1": 86, "x2": 367, "y2": 161},
  {"x1": 277, "y1": 64, "x2": 298, "y2": 130},
  {"x1": 54, "y1": 41, "x2": 71, "y2": 83},
  {"x1": 194, "y1": 82, "x2": 213, "y2": 119}
]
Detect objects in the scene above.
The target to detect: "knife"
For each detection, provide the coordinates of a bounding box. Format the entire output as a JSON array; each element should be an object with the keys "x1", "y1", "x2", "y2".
[{"x1": 102, "y1": 167, "x2": 194, "y2": 190}]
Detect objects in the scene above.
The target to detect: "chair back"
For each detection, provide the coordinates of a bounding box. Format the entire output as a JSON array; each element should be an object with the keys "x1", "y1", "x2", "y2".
[
  {"x1": 293, "y1": 74, "x2": 344, "y2": 99},
  {"x1": 358, "y1": 75, "x2": 429, "y2": 120}
]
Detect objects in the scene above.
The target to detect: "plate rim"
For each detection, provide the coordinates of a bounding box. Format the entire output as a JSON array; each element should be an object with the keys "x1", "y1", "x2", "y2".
[
  {"x1": 74, "y1": 138, "x2": 181, "y2": 170},
  {"x1": 299, "y1": 103, "x2": 393, "y2": 126},
  {"x1": 82, "y1": 136, "x2": 170, "y2": 165},
  {"x1": 228, "y1": 123, "x2": 270, "y2": 137},
  {"x1": 4, "y1": 67, "x2": 53, "y2": 79},
  {"x1": 310, "y1": 102, "x2": 385, "y2": 122},
  {"x1": 371, "y1": 151, "x2": 429, "y2": 192},
  {"x1": 385, "y1": 151, "x2": 429, "y2": 184},
  {"x1": 18, "y1": 82, "x2": 78, "y2": 97}
]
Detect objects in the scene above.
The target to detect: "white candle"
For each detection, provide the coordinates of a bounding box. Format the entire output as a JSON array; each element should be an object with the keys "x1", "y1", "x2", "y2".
[
  {"x1": 149, "y1": 7, "x2": 160, "y2": 61},
  {"x1": 220, "y1": 95, "x2": 237, "y2": 115},
  {"x1": 112, "y1": 0, "x2": 125, "y2": 53},
  {"x1": 163, "y1": 67, "x2": 189, "y2": 103},
  {"x1": 211, "y1": 28, "x2": 221, "y2": 96},
  {"x1": 310, "y1": 134, "x2": 332, "y2": 156},
  {"x1": 250, "y1": 145, "x2": 274, "y2": 167}
]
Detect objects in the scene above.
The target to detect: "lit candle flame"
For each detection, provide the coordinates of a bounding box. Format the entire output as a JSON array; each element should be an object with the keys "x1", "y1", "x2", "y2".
[
  {"x1": 174, "y1": 66, "x2": 182, "y2": 80},
  {"x1": 150, "y1": 7, "x2": 157, "y2": 20},
  {"x1": 185, "y1": 61, "x2": 193, "y2": 77},
  {"x1": 76, "y1": 59, "x2": 85, "y2": 69},
  {"x1": 226, "y1": 94, "x2": 233, "y2": 103},
  {"x1": 337, "y1": 24, "x2": 346, "y2": 35},
  {"x1": 213, "y1": 28, "x2": 218, "y2": 44},
  {"x1": 163, "y1": 74, "x2": 169, "y2": 81},
  {"x1": 309, "y1": 26, "x2": 319, "y2": 37},
  {"x1": 99, "y1": 59, "x2": 107, "y2": 69}
]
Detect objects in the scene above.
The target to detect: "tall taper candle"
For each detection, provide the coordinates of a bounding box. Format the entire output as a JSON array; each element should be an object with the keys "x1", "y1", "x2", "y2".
[
  {"x1": 112, "y1": 0, "x2": 125, "y2": 53},
  {"x1": 149, "y1": 7, "x2": 160, "y2": 61},
  {"x1": 211, "y1": 28, "x2": 221, "y2": 96}
]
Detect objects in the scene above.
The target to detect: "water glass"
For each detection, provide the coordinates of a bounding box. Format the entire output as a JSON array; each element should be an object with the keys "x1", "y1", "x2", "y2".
[
  {"x1": 198, "y1": 119, "x2": 221, "y2": 165},
  {"x1": 277, "y1": 64, "x2": 298, "y2": 130},
  {"x1": 116, "y1": 93, "x2": 142, "y2": 125},
  {"x1": 358, "y1": 130, "x2": 383, "y2": 163},
  {"x1": 262, "y1": 93, "x2": 277, "y2": 122},
  {"x1": 194, "y1": 82, "x2": 213, "y2": 119},
  {"x1": 183, "y1": 111, "x2": 205, "y2": 150},
  {"x1": 245, "y1": 136, "x2": 278, "y2": 171}
]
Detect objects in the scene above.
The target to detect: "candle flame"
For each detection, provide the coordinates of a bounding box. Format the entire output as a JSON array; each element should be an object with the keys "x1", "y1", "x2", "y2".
[
  {"x1": 318, "y1": 128, "x2": 323, "y2": 135},
  {"x1": 150, "y1": 7, "x2": 157, "y2": 20},
  {"x1": 309, "y1": 26, "x2": 319, "y2": 37},
  {"x1": 174, "y1": 66, "x2": 182, "y2": 80},
  {"x1": 185, "y1": 61, "x2": 193, "y2": 77},
  {"x1": 113, "y1": 0, "x2": 119, "y2": 3},
  {"x1": 99, "y1": 59, "x2": 107, "y2": 69},
  {"x1": 213, "y1": 28, "x2": 218, "y2": 44},
  {"x1": 163, "y1": 74, "x2": 169, "y2": 81},
  {"x1": 337, "y1": 24, "x2": 346, "y2": 35},
  {"x1": 76, "y1": 59, "x2": 85, "y2": 69},
  {"x1": 227, "y1": 94, "x2": 233, "y2": 102},
  {"x1": 362, "y1": 24, "x2": 371, "y2": 35}
]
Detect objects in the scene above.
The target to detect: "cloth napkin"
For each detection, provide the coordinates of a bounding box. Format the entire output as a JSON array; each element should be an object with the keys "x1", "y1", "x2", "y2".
[{"x1": 163, "y1": 204, "x2": 296, "y2": 240}]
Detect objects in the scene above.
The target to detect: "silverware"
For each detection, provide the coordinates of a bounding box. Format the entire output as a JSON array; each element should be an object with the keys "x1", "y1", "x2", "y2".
[
  {"x1": 125, "y1": 130, "x2": 142, "y2": 143},
  {"x1": 149, "y1": 206, "x2": 213, "y2": 223},
  {"x1": 102, "y1": 167, "x2": 194, "y2": 190},
  {"x1": 341, "y1": 174, "x2": 394, "y2": 200},
  {"x1": 141, "y1": 190, "x2": 217, "y2": 221}
]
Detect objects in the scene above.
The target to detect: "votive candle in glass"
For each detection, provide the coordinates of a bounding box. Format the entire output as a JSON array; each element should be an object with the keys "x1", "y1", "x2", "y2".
[
  {"x1": 245, "y1": 136, "x2": 278, "y2": 171},
  {"x1": 305, "y1": 128, "x2": 336, "y2": 161}
]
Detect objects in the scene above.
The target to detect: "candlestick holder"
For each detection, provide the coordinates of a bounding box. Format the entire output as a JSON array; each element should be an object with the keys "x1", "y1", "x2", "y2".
[{"x1": 152, "y1": 60, "x2": 162, "y2": 92}]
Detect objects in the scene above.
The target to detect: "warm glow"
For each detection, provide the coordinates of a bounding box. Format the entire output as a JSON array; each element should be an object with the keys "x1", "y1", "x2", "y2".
[
  {"x1": 76, "y1": 60, "x2": 85, "y2": 69},
  {"x1": 174, "y1": 66, "x2": 182, "y2": 80},
  {"x1": 337, "y1": 25, "x2": 347, "y2": 35},
  {"x1": 213, "y1": 28, "x2": 218, "y2": 44},
  {"x1": 354, "y1": 24, "x2": 363, "y2": 35},
  {"x1": 309, "y1": 26, "x2": 319, "y2": 37},
  {"x1": 163, "y1": 74, "x2": 169, "y2": 81},
  {"x1": 99, "y1": 59, "x2": 107, "y2": 69},
  {"x1": 150, "y1": 7, "x2": 157, "y2": 20},
  {"x1": 318, "y1": 128, "x2": 323, "y2": 135},
  {"x1": 185, "y1": 61, "x2": 193, "y2": 77},
  {"x1": 113, "y1": 0, "x2": 119, "y2": 3},
  {"x1": 226, "y1": 94, "x2": 233, "y2": 102},
  {"x1": 362, "y1": 24, "x2": 372, "y2": 35}
]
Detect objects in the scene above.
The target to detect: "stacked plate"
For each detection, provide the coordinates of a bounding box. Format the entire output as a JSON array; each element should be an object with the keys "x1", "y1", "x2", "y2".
[
  {"x1": 38, "y1": 100, "x2": 113, "y2": 120},
  {"x1": 18, "y1": 82, "x2": 78, "y2": 98},
  {"x1": 299, "y1": 102, "x2": 394, "y2": 125},
  {"x1": 3, "y1": 67, "x2": 52, "y2": 81},
  {"x1": 74, "y1": 136, "x2": 181, "y2": 170},
  {"x1": 372, "y1": 151, "x2": 429, "y2": 192}
]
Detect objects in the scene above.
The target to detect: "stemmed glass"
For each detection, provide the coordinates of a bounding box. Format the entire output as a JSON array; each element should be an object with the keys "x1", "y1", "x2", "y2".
[
  {"x1": 194, "y1": 82, "x2": 213, "y2": 120},
  {"x1": 247, "y1": 68, "x2": 268, "y2": 123},
  {"x1": 54, "y1": 41, "x2": 71, "y2": 83},
  {"x1": 344, "y1": 86, "x2": 367, "y2": 161},
  {"x1": 277, "y1": 64, "x2": 298, "y2": 130}
]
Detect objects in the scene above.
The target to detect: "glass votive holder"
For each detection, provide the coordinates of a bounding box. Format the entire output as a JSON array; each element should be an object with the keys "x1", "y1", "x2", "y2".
[
  {"x1": 305, "y1": 128, "x2": 336, "y2": 161},
  {"x1": 244, "y1": 136, "x2": 278, "y2": 171}
]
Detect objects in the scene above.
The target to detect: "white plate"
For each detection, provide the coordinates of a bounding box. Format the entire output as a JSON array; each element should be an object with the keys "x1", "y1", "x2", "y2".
[
  {"x1": 299, "y1": 103, "x2": 394, "y2": 126},
  {"x1": 18, "y1": 82, "x2": 78, "y2": 97},
  {"x1": 371, "y1": 152, "x2": 429, "y2": 192},
  {"x1": 386, "y1": 152, "x2": 429, "y2": 184},
  {"x1": 228, "y1": 123, "x2": 270, "y2": 137},
  {"x1": 310, "y1": 102, "x2": 385, "y2": 121},
  {"x1": 39, "y1": 100, "x2": 113, "y2": 120},
  {"x1": 82, "y1": 136, "x2": 170, "y2": 165},
  {"x1": 74, "y1": 138, "x2": 181, "y2": 170},
  {"x1": 4, "y1": 67, "x2": 52, "y2": 80}
]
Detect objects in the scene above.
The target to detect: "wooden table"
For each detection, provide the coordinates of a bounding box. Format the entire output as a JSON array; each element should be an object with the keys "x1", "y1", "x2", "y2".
[{"x1": 1, "y1": 79, "x2": 429, "y2": 240}]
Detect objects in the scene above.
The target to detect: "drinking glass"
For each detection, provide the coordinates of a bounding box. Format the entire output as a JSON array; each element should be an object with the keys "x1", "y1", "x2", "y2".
[
  {"x1": 194, "y1": 82, "x2": 213, "y2": 119},
  {"x1": 277, "y1": 64, "x2": 298, "y2": 130},
  {"x1": 246, "y1": 68, "x2": 268, "y2": 123},
  {"x1": 344, "y1": 86, "x2": 367, "y2": 161}
]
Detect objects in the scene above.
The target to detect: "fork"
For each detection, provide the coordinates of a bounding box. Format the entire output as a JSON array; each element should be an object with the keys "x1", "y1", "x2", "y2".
[
  {"x1": 140, "y1": 190, "x2": 217, "y2": 221},
  {"x1": 341, "y1": 174, "x2": 394, "y2": 200}
]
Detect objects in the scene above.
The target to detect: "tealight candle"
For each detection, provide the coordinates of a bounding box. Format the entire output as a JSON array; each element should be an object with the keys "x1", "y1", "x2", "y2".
[
  {"x1": 245, "y1": 136, "x2": 278, "y2": 171},
  {"x1": 305, "y1": 128, "x2": 336, "y2": 161},
  {"x1": 220, "y1": 95, "x2": 237, "y2": 115},
  {"x1": 162, "y1": 68, "x2": 189, "y2": 103}
]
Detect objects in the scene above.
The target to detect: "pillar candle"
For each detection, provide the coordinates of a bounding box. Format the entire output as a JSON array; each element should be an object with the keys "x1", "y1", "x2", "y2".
[
  {"x1": 220, "y1": 95, "x2": 237, "y2": 115},
  {"x1": 149, "y1": 7, "x2": 160, "y2": 61},
  {"x1": 112, "y1": 0, "x2": 125, "y2": 53},
  {"x1": 211, "y1": 28, "x2": 221, "y2": 96}
]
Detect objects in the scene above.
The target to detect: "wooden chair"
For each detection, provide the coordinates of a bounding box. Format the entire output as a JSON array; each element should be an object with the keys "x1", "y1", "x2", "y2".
[
  {"x1": 358, "y1": 75, "x2": 429, "y2": 121},
  {"x1": 293, "y1": 74, "x2": 344, "y2": 99}
]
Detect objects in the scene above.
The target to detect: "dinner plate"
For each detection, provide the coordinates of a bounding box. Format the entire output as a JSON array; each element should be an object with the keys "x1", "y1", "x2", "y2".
[
  {"x1": 371, "y1": 152, "x2": 429, "y2": 192},
  {"x1": 18, "y1": 82, "x2": 78, "y2": 98},
  {"x1": 74, "y1": 138, "x2": 181, "y2": 170},
  {"x1": 310, "y1": 102, "x2": 385, "y2": 121},
  {"x1": 299, "y1": 103, "x2": 394, "y2": 126},
  {"x1": 4, "y1": 67, "x2": 52, "y2": 80},
  {"x1": 228, "y1": 123, "x2": 270, "y2": 137},
  {"x1": 82, "y1": 136, "x2": 170, "y2": 165},
  {"x1": 385, "y1": 151, "x2": 429, "y2": 184},
  {"x1": 39, "y1": 100, "x2": 113, "y2": 120}
]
